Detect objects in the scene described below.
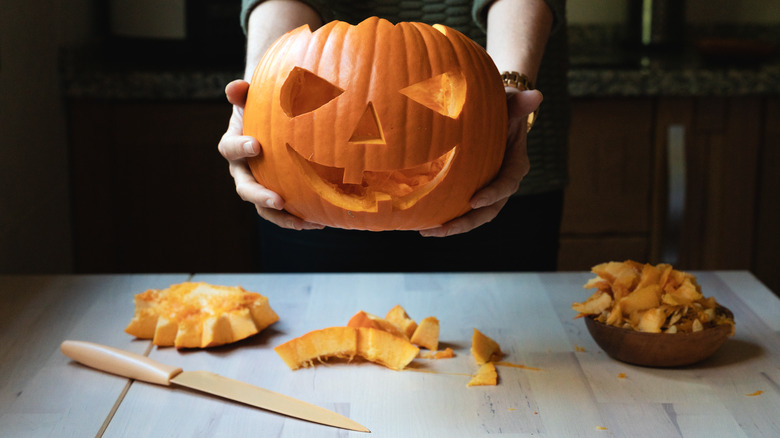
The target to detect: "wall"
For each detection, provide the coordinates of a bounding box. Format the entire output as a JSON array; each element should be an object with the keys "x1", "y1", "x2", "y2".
[{"x1": 0, "y1": 0, "x2": 93, "y2": 273}]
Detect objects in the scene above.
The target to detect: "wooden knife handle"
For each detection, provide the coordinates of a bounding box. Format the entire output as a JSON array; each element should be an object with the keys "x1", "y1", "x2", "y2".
[{"x1": 61, "y1": 340, "x2": 182, "y2": 386}]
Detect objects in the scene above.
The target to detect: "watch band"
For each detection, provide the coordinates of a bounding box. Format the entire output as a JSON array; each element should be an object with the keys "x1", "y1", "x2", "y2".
[{"x1": 500, "y1": 71, "x2": 539, "y2": 133}]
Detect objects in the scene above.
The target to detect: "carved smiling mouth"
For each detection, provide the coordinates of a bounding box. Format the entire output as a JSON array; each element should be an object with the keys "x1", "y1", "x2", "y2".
[{"x1": 287, "y1": 145, "x2": 457, "y2": 213}]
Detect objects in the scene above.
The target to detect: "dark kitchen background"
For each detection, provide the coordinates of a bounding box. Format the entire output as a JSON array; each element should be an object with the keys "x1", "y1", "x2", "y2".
[{"x1": 1, "y1": 0, "x2": 779, "y2": 295}]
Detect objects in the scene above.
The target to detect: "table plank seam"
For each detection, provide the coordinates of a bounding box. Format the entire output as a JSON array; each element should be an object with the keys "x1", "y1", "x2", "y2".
[{"x1": 95, "y1": 342, "x2": 155, "y2": 437}]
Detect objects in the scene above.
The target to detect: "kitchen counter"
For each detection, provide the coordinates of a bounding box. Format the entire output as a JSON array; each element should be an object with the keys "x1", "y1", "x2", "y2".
[
  {"x1": 61, "y1": 26, "x2": 780, "y2": 100},
  {"x1": 1, "y1": 271, "x2": 778, "y2": 437}
]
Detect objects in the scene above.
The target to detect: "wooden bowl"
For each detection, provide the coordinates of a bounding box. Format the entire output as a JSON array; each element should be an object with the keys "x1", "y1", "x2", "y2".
[{"x1": 584, "y1": 308, "x2": 733, "y2": 367}]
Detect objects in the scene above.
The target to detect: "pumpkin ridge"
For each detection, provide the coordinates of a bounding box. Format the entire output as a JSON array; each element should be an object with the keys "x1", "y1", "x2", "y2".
[{"x1": 399, "y1": 22, "x2": 434, "y2": 168}]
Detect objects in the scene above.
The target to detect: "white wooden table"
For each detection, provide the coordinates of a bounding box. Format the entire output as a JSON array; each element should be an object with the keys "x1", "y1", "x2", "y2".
[{"x1": 1, "y1": 272, "x2": 778, "y2": 437}]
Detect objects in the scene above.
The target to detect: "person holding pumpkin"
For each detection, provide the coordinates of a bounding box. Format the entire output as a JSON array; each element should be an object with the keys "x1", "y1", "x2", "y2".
[{"x1": 218, "y1": 0, "x2": 569, "y2": 272}]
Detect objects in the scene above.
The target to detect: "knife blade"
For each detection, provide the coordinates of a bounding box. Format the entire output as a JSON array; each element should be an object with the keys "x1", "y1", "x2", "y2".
[{"x1": 61, "y1": 340, "x2": 369, "y2": 433}]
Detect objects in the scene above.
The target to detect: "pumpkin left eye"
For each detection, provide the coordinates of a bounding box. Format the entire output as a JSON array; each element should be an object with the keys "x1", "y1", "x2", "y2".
[
  {"x1": 280, "y1": 67, "x2": 344, "y2": 117},
  {"x1": 399, "y1": 71, "x2": 467, "y2": 119}
]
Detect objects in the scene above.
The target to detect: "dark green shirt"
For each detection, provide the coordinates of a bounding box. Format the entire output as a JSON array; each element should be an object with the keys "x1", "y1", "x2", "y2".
[{"x1": 241, "y1": 0, "x2": 569, "y2": 195}]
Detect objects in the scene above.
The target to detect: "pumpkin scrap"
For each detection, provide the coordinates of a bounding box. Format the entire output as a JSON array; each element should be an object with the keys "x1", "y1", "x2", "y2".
[
  {"x1": 467, "y1": 362, "x2": 498, "y2": 387},
  {"x1": 572, "y1": 260, "x2": 735, "y2": 334},
  {"x1": 467, "y1": 329, "x2": 504, "y2": 387},
  {"x1": 419, "y1": 347, "x2": 455, "y2": 359},
  {"x1": 471, "y1": 328, "x2": 503, "y2": 365},
  {"x1": 124, "y1": 282, "x2": 279, "y2": 349},
  {"x1": 410, "y1": 316, "x2": 440, "y2": 350}
]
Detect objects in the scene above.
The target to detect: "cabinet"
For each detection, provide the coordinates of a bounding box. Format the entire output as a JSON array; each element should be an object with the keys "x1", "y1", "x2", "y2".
[
  {"x1": 68, "y1": 100, "x2": 257, "y2": 273},
  {"x1": 754, "y1": 98, "x2": 780, "y2": 295},
  {"x1": 557, "y1": 98, "x2": 655, "y2": 269},
  {"x1": 559, "y1": 96, "x2": 780, "y2": 295}
]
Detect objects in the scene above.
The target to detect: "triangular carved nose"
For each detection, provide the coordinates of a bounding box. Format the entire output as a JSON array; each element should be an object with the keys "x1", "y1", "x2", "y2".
[{"x1": 349, "y1": 102, "x2": 385, "y2": 145}]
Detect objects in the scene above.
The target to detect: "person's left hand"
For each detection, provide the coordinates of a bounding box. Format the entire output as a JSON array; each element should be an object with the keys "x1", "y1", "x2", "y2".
[{"x1": 419, "y1": 88, "x2": 543, "y2": 237}]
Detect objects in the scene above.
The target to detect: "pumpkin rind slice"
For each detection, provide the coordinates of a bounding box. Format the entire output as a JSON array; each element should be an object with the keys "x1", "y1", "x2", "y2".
[
  {"x1": 275, "y1": 327, "x2": 419, "y2": 371},
  {"x1": 410, "y1": 316, "x2": 439, "y2": 350},
  {"x1": 274, "y1": 326, "x2": 358, "y2": 370},
  {"x1": 124, "y1": 282, "x2": 279, "y2": 349},
  {"x1": 471, "y1": 328, "x2": 503, "y2": 364}
]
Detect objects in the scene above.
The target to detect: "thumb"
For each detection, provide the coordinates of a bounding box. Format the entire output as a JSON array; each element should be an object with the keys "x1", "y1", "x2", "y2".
[
  {"x1": 225, "y1": 79, "x2": 251, "y2": 107},
  {"x1": 507, "y1": 89, "x2": 543, "y2": 119}
]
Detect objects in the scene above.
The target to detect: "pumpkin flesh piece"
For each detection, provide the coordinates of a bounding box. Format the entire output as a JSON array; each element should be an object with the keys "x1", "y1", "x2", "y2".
[
  {"x1": 347, "y1": 311, "x2": 407, "y2": 339},
  {"x1": 467, "y1": 361, "x2": 498, "y2": 387},
  {"x1": 619, "y1": 284, "x2": 662, "y2": 314},
  {"x1": 471, "y1": 328, "x2": 503, "y2": 365},
  {"x1": 410, "y1": 316, "x2": 439, "y2": 351},
  {"x1": 356, "y1": 328, "x2": 419, "y2": 371},
  {"x1": 385, "y1": 304, "x2": 418, "y2": 339}
]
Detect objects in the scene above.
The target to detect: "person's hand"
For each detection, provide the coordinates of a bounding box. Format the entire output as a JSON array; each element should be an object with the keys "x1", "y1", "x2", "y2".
[
  {"x1": 218, "y1": 79, "x2": 324, "y2": 230},
  {"x1": 419, "y1": 88, "x2": 543, "y2": 237}
]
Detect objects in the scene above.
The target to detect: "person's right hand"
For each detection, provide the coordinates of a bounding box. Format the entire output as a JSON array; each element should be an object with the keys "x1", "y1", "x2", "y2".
[{"x1": 218, "y1": 79, "x2": 324, "y2": 230}]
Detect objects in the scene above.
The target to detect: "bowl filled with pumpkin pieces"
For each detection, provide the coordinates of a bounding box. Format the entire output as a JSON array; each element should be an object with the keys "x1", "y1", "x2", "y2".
[{"x1": 572, "y1": 260, "x2": 735, "y2": 367}]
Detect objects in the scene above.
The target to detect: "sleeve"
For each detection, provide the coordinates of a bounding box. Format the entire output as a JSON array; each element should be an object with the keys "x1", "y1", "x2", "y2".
[
  {"x1": 471, "y1": 0, "x2": 566, "y2": 35},
  {"x1": 240, "y1": 0, "x2": 334, "y2": 34}
]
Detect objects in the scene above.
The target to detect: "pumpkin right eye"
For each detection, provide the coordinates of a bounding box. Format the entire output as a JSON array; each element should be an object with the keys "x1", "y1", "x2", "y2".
[
  {"x1": 399, "y1": 71, "x2": 467, "y2": 119},
  {"x1": 280, "y1": 67, "x2": 344, "y2": 117}
]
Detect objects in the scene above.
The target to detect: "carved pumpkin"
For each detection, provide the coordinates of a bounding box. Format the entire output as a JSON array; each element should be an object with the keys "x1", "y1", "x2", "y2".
[{"x1": 244, "y1": 17, "x2": 507, "y2": 230}]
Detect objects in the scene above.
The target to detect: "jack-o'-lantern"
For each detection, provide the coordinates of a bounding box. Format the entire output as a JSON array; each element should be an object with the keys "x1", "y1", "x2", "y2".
[{"x1": 244, "y1": 17, "x2": 507, "y2": 230}]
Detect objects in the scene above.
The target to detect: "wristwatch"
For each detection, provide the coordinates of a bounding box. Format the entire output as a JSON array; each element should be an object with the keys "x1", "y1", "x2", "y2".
[{"x1": 501, "y1": 71, "x2": 539, "y2": 133}]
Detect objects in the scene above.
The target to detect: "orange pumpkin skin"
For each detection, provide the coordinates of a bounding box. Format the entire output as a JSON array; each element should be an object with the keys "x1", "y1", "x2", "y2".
[{"x1": 244, "y1": 17, "x2": 507, "y2": 230}]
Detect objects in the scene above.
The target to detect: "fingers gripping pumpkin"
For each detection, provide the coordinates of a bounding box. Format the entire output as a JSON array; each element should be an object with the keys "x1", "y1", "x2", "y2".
[{"x1": 244, "y1": 17, "x2": 507, "y2": 230}]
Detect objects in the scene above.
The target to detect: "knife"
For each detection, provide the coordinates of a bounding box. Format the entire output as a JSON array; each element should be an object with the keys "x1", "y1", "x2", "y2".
[{"x1": 61, "y1": 340, "x2": 369, "y2": 433}]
